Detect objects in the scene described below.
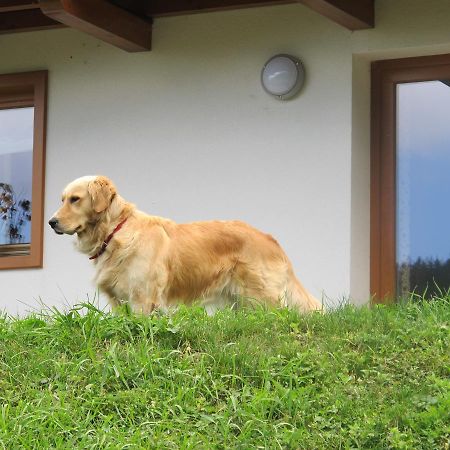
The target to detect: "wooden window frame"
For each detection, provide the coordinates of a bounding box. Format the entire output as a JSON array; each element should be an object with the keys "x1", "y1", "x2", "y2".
[
  {"x1": 0, "y1": 70, "x2": 47, "y2": 270},
  {"x1": 371, "y1": 54, "x2": 450, "y2": 302}
]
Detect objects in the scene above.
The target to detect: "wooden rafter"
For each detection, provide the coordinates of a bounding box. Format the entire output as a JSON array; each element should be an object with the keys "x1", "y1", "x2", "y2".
[
  {"x1": 298, "y1": 0, "x2": 374, "y2": 30},
  {"x1": 0, "y1": 0, "x2": 374, "y2": 44},
  {"x1": 0, "y1": 0, "x2": 38, "y2": 13},
  {"x1": 39, "y1": 0, "x2": 152, "y2": 52},
  {"x1": 0, "y1": 8, "x2": 63, "y2": 34}
]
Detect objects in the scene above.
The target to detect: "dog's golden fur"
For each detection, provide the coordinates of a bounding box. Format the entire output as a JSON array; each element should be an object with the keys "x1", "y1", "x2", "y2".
[{"x1": 50, "y1": 176, "x2": 322, "y2": 314}]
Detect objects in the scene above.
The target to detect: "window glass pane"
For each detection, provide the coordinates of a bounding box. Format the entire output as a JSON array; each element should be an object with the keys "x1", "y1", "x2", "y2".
[
  {"x1": 0, "y1": 107, "x2": 34, "y2": 256},
  {"x1": 397, "y1": 81, "x2": 450, "y2": 297}
]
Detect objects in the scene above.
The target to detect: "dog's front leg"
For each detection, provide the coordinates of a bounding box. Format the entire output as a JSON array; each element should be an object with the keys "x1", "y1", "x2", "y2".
[
  {"x1": 102, "y1": 287, "x2": 123, "y2": 313},
  {"x1": 132, "y1": 301, "x2": 157, "y2": 315},
  {"x1": 131, "y1": 288, "x2": 163, "y2": 315}
]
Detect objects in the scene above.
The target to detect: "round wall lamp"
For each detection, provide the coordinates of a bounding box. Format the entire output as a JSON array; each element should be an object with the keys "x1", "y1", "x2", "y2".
[{"x1": 261, "y1": 54, "x2": 305, "y2": 100}]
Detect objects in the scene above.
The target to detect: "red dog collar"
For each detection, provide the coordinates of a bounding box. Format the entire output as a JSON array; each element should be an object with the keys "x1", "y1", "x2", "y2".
[{"x1": 89, "y1": 218, "x2": 128, "y2": 260}]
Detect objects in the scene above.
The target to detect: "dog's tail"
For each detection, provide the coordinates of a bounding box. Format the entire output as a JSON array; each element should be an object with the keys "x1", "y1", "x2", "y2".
[{"x1": 285, "y1": 269, "x2": 324, "y2": 313}]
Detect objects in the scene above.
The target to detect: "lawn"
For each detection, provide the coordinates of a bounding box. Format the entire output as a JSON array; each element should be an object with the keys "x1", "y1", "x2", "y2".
[{"x1": 0, "y1": 298, "x2": 448, "y2": 449}]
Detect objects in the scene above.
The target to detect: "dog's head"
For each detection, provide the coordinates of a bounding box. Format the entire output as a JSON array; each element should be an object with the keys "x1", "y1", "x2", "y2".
[{"x1": 49, "y1": 175, "x2": 116, "y2": 235}]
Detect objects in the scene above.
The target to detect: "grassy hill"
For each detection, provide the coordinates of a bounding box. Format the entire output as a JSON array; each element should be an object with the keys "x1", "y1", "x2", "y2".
[{"x1": 0, "y1": 299, "x2": 449, "y2": 449}]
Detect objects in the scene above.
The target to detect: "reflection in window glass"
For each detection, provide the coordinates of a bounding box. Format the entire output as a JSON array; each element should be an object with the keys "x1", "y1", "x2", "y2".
[
  {"x1": 397, "y1": 81, "x2": 450, "y2": 297},
  {"x1": 0, "y1": 107, "x2": 34, "y2": 255}
]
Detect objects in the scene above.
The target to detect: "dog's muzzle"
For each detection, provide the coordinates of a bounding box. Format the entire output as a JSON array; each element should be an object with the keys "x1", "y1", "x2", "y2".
[{"x1": 48, "y1": 217, "x2": 63, "y2": 235}]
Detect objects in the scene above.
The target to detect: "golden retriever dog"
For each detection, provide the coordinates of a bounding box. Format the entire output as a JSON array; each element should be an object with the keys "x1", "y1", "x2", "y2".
[{"x1": 49, "y1": 176, "x2": 322, "y2": 314}]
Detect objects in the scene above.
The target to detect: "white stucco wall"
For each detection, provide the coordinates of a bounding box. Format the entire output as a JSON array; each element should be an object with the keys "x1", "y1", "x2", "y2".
[{"x1": 1, "y1": 0, "x2": 450, "y2": 314}]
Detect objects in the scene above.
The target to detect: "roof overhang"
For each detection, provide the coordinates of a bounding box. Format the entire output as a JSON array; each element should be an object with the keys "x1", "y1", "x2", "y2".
[{"x1": 0, "y1": 0, "x2": 374, "y2": 52}]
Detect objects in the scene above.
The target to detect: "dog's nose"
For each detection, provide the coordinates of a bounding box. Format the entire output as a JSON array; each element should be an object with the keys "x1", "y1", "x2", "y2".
[{"x1": 48, "y1": 218, "x2": 58, "y2": 229}]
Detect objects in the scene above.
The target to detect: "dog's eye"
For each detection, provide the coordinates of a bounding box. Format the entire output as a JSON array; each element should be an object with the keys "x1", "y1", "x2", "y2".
[{"x1": 70, "y1": 196, "x2": 80, "y2": 204}]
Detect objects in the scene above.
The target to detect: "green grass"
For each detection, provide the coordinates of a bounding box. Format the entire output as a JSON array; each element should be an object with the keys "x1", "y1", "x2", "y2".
[{"x1": 0, "y1": 299, "x2": 449, "y2": 449}]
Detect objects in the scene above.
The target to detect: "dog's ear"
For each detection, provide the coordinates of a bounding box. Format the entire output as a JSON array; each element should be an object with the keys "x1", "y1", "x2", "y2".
[{"x1": 88, "y1": 176, "x2": 116, "y2": 213}]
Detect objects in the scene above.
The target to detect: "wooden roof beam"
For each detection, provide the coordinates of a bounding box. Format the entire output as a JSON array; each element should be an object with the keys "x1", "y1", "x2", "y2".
[
  {"x1": 39, "y1": 0, "x2": 152, "y2": 52},
  {"x1": 0, "y1": 8, "x2": 63, "y2": 34},
  {"x1": 0, "y1": 1, "x2": 39, "y2": 13},
  {"x1": 298, "y1": 0, "x2": 374, "y2": 30}
]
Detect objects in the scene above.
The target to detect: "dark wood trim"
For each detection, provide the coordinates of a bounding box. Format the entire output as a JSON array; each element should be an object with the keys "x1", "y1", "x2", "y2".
[
  {"x1": 0, "y1": 70, "x2": 47, "y2": 270},
  {"x1": 370, "y1": 61, "x2": 396, "y2": 303},
  {"x1": 0, "y1": 99, "x2": 34, "y2": 109},
  {"x1": 370, "y1": 62, "x2": 382, "y2": 302},
  {"x1": 0, "y1": 85, "x2": 34, "y2": 104},
  {"x1": 39, "y1": 0, "x2": 152, "y2": 52},
  {"x1": 299, "y1": 0, "x2": 374, "y2": 30},
  {"x1": 370, "y1": 53, "x2": 450, "y2": 302},
  {"x1": 0, "y1": 8, "x2": 63, "y2": 34}
]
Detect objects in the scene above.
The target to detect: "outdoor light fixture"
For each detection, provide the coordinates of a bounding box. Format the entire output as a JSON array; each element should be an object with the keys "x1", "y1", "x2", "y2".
[{"x1": 261, "y1": 54, "x2": 305, "y2": 100}]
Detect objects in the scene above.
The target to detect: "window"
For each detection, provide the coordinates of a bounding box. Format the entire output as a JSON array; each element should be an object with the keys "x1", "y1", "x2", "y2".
[
  {"x1": 371, "y1": 54, "x2": 450, "y2": 301},
  {"x1": 0, "y1": 71, "x2": 47, "y2": 269}
]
